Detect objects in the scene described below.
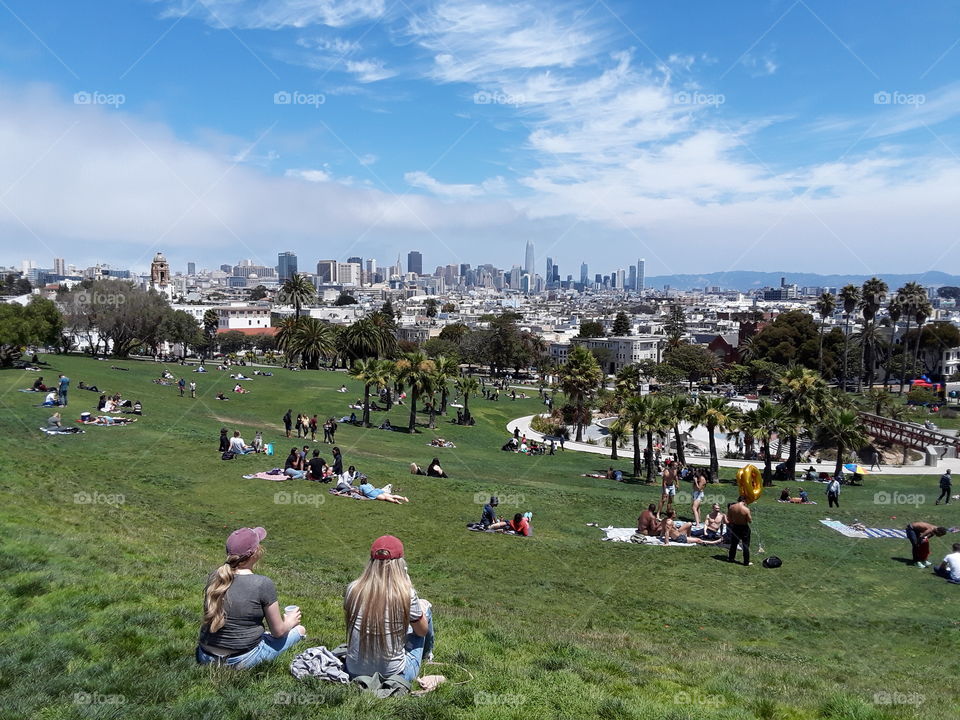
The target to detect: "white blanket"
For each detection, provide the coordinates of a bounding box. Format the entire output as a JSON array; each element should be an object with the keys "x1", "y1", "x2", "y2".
[{"x1": 599, "y1": 526, "x2": 696, "y2": 547}]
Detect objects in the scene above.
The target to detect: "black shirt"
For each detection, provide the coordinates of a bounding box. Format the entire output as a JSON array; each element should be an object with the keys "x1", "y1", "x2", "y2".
[{"x1": 308, "y1": 458, "x2": 326, "y2": 479}]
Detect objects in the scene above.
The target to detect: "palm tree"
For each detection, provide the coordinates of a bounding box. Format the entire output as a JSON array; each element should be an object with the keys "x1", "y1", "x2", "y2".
[
  {"x1": 741, "y1": 400, "x2": 785, "y2": 483},
  {"x1": 911, "y1": 297, "x2": 933, "y2": 386},
  {"x1": 455, "y1": 376, "x2": 481, "y2": 424},
  {"x1": 349, "y1": 358, "x2": 392, "y2": 427},
  {"x1": 393, "y1": 351, "x2": 435, "y2": 433},
  {"x1": 275, "y1": 317, "x2": 301, "y2": 363},
  {"x1": 559, "y1": 345, "x2": 603, "y2": 442},
  {"x1": 290, "y1": 318, "x2": 336, "y2": 369},
  {"x1": 689, "y1": 396, "x2": 737, "y2": 481},
  {"x1": 279, "y1": 275, "x2": 316, "y2": 320},
  {"x1": 777, "y1": 367, "x2": 830, "y2": 477},
  {"x1": 431, "y1": 355, "x2": 460, "y2": 414},
  {"x1": 815, "y1": 291, "x2": 836, "y2": 377},
  {"x1": 607, "y1": 418, "x2": 626, "y2": 460},
  {"x1": 663, "y1": 394, "x2": 691, "y2": 465},
  {"x1": 340, "y1": 316, "x2": 392, "y2": 365},
  {"x1": 882, "y1": 294, "x2": 903, "y2": 389},
  {"x1": 894, "y1": 282, "x2": 923, "y2": 394},
  {"x1": 858, "y1": 278, "x2": 887, "y2": 390},
  {"x1": 816, "y1": 407, "x2": 868, "y2": 475},
  {"x1": 838, "y1": 284, "x2": 861, "y2": 391},
  {"x1": 621, "y1": 396, "x2": 647, "y2": 479}
]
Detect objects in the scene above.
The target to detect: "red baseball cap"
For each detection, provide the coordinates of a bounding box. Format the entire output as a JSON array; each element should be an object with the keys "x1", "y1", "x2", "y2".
[
  {"x1": 370, "y1": 535, "x2": 404, "y2": 560},
  {"x1": 226, "y1": 527, "x2": 267, "y2": 558}
]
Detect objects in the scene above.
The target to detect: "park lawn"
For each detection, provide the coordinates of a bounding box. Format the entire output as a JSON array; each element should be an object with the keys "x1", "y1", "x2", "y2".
[{"x1": 0, "y1": 356, "x2": 958, "y2": 720}]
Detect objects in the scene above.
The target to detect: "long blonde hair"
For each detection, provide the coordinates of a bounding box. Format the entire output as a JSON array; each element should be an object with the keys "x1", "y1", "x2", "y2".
[
  {"x1": 203, "y1": 546, "x2": 264, "y2": 633},
  {"x1": 344, "y1": 557, "x2": 414, "y2": 656}
]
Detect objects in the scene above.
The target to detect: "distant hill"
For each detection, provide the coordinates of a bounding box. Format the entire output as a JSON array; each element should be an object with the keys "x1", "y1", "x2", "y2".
[{"x1": 645, "y1": 270, "x2": 960, "y2": 292}]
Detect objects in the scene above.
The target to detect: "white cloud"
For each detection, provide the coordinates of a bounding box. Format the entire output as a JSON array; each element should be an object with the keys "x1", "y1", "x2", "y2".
[
  {"x1": 740, "y1": 52, "x2": 778, "y2": 77},
  {"x1": 358, "y1": 153, "x2": 378, "y2": 166},
  {"x1": 158, "y1": 0, "x2": 386, "y2": 29},
  {"x1": 285, "y1": 168, "x2": 332, "y2": 182},
  {"x1": 345, "y1": 58, "x2": 395, "y2": 83}
]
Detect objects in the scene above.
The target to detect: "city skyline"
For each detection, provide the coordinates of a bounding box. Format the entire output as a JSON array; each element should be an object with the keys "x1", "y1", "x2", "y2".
[{"x1": 1, "y1": 2, "x2": 959, "y2": 274}]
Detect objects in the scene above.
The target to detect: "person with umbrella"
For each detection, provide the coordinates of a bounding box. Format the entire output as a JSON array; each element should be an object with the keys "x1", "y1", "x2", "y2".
[{"x1": 844, "y1": 463, "x2": 869, "y2": 486}]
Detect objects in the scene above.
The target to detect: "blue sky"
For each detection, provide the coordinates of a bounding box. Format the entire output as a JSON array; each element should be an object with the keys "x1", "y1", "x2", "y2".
[{"x1": 1, "y1": 0, "x2": 959, "y2": 278}]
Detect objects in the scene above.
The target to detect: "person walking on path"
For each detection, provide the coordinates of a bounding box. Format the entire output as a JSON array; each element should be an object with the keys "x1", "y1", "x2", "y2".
[
  {"x1": 869, "y1": 449, "x2": 881, "y2": 471},
  {"x1": 936, "y1": 469, "x2": 952, "y2": 505},
  {"x1": 726, "y1": 497, "x2": 753, "y2": 566}
]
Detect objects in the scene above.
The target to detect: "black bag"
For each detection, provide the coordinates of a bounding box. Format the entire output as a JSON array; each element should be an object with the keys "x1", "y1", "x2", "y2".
[
  {"x1": 221, "y1": 451, "x2": 235, "y2": 460},
  {"x1": 762, "y1": 556, "x2": 782, "y2": 568}
]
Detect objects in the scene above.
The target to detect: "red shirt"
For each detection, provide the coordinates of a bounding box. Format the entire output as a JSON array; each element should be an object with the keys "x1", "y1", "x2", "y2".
[{"x1": 509, "y1": 517, "x2": 531, "y2": 536}]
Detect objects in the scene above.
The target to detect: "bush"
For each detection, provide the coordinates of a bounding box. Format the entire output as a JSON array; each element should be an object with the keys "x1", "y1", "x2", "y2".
[{"x1": 530, "y1": 414, "x2": 566, "y2": 437}]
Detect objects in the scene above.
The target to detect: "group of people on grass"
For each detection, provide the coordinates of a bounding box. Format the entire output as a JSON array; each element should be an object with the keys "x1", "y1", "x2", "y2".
[
  {"x1": 283, "y1": 410, "x2": 344, "y2": 443},
  {"x1": 220, "y1": 428, "x2": 265, "y2": 456},
  {"x1": 477, "y1": 496, "x2": 533, "y2": 536},
  {"x1": 278, "y1": 445, "x2": 409, "y2": 502},
  {"x1": 197, "y1": 530, "x2": 432, "y2": 681}
]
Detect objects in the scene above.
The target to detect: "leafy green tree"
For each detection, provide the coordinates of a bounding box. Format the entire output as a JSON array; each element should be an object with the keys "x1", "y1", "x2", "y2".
[
  {"x1": 0, "y1": 272, "x2": 32, "y2": 295},
  {"x1": 334, "y1": 293, "x2": 357, "y2": 306},
  {"x1": 248, "y1": 285, "x2": 268, "y2": 301},
  {"x1": 858, "y1": 278, "x2": 887, "y2": 390},
  {"x1": 424, "y1": 298, "x2": 438, "y2": 318},
  {"x1": 218, "y1": 330, "x2": 248, "y2": 354},
  {"x1": 162, "y1": 310, "x2": 201, "y2": 359},
  {"x1": 664, "y1": 305, "x2": 686, "y2": 345},
  {"x1": 0, "y1": 297, "x2": 63, "y2": 366},
  {"x1": 431, "y1": 355, "x2": 460, "y2": 414},
  {"x1": 740, "y1": 400, "x2": 786, "y2": 482},
  {"x1": 663, "y1": 394, "x2": 692, "y2": 465},
  {"x1": 455, "y1": 376, "x2": 481, "y2": 423},
  {"x1": 663, "y1": 342, "x2": 719, "y2": 389},
  {"x1": 612, "y1": 311, "x2": 631, "y2": 336},
  {"x1": 422, "y1": 338, "x2": 461, "y2": 363},
  {"x1": 438, "y1": 323, "x2": 470, "y2": 344},
  {"x1": 488, "y1": 314, "x2": 523, "y2": 375},
  {"x1": 893, "y1": 282, "x2": 924, "y2": 394},
  {"x1": 559, "y1": 345, "x2": 603, "y2": 442},
  {"x1": 203, "y1": 308, "x2": 219, "y2": 340},
  {"x1": 747, "y1": 310, "x2": 826, "y2": 371},
  {"x1": 607, "y1": 418, "x2": 626, "y2": 460},
  {"x1": 577, "y1": 320, "x2": 606, "y2": 338}
]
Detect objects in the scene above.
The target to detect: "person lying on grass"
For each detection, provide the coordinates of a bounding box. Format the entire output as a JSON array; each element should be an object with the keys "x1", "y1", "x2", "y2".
[
  {"x1": 343, "y1": 535, "x2": 433, "y2": 682},
  {"x1": 196, "y1": 526, "x2": 305, "y2": 668},
  {"x1": 357, "y1": 482, "x2": 409, "y2": 503},
  {"x1": 506, "y1": 512, "x2": 532, "y2": 536},
  {"x1": 409, "y1": 458, "x2": 448, "y2": 478},
  {"x1": 658, "y1": 509, "x2": 720, "y2": 545}
]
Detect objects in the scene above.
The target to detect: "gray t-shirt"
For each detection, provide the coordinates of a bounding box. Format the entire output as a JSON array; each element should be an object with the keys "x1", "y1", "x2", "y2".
[
  {"x1": 344, "y1": 581, "x2": 423, "y2": 677},
  {"x1": 198, "y1": 572, "x2": 277, "y2": 652}
]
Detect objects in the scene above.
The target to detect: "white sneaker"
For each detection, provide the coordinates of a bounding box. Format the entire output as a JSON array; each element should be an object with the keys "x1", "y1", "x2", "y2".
[
  {"x1": 915, "y1": 562, "x2": 925, "y2": 568},
  {"x1": 924, "y1": 561, "x2": 933, "y2": 568}
]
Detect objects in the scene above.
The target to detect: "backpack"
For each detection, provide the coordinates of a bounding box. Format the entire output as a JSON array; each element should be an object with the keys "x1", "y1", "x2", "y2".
[
  {"x1": 762, "y1": 556, "x2": 782, "y2": 568},
  {"x1": 221, "y1": 451, "x2": 235, "y2": 460}
]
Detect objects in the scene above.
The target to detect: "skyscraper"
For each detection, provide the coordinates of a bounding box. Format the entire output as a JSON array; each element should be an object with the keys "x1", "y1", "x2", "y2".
[
  {"x1": 187, "y1": 262, "x2": 196, "y2": 276},
  {"x1": 278, "y1": 251, "x2": 297, "y2": 282},
  {"x1": 545, "y1": 257, "x2": 553, "y2": 288},
  {"x1": 407, "y1": 251, "x2": 423, "y2": 275},
  {"x1": 628, "y1": 264, "x2": 636, "y2": 290},
  {"x1": 316, "y1": 260, "x2": 337, "y2": 283},
  {"x1": 580, "y1": 262, "x2": 589, "y2": 285},
  {"x1": 53, "y1": 258, "x2": 66, "y2": 276},
  {"x1": 524, "y1": 240, "x2": 535, "y2": 279},
  {"x1": 637, "y1": 258, "x2": 645, "y2": 293}
]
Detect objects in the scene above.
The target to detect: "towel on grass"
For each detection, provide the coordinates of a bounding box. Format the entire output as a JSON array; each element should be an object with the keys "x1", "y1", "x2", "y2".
[
  {"x1": 328, "y1": 488, "x2": 373, "y2": 500},
  {"x1": 777, "y1": 499, "x2": 818, "y2": 505},
  {"x1": 18, "y1": 388, "x2": 39, "y2": 392},
  {"x1": 598, "y1": 526, "x2": 696, "y2": 547},
  {"x1": 243, "y1": 470, "x2": 288, "y2": 481},
  {"x1": 40, "y1": 426, "x2": 84, "y2": 435},
  {"x1": 819, "y1": 519, "x2": 906, "y2": 539}
]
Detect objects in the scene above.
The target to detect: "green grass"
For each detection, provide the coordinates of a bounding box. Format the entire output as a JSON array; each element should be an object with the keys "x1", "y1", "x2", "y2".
[{"x1": 1, "y1": 356, "x2": 958, "y2": 720}]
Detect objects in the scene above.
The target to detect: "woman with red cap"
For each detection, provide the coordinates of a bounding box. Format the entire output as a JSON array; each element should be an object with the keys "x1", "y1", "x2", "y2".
[
  {"x1": 196, "y1": 527, "x2": 305, "y2": 668},
  {"x1": 344, "y1": 536, "x2": 434, "y2": 682}
]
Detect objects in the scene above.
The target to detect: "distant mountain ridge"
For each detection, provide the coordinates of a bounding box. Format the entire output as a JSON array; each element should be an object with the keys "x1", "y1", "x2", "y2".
[{"x1": 645, "y1": 270, "x2": 960, "y2": 292}]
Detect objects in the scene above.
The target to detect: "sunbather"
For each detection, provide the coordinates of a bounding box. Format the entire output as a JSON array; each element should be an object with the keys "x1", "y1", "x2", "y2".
[
  {"x1": 690, "y1": 504, "x2": 726, "y2": 541},
  {"x1": 659, "y1": 510, "x2": 719, "y2": 544},
  {"x1": 637, "y1": 504, "x2": 658, "y2": 536},
  {"x1": 358, "y1": 482, "x2": 409, "y2": 503},
  {"x1": 506, "y1": 512, "x2": 532, "y2": 536}
]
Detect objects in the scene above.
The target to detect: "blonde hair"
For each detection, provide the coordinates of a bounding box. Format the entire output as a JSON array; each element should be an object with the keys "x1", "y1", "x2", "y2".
[
  {"x1": 203, "y1": 546, "x2": 264, "y2": 633},
  {"x1": 344, "y1": 557, "x2": 413, "y2": 657}
]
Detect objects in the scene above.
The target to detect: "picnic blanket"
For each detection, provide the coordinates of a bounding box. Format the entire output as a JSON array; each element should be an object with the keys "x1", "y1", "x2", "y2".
[
  {"x1": 427, "y1": 442, "x2": 456, "y2": 448},
  {"x1": 243, "y1": 469, "x2": 288, "y2": 481},
  {"x1": 40, "y1": 426, "x2": 84, "y2": 435},
  {"x1": 18, "y1": 388, "x2": 40, "y2": 392},
  {"x1": 777, "y1": 499, "x2": 818, "y2": 505},
  {"x1": 819, "y1": 519, "x2": 906, "y2": 539},
  {"x1": 598, "y1": 526, "x2": 697, "y2": 547},
  {"x1": 76, "y1": 417, "x2": 136, "y2": 425}
]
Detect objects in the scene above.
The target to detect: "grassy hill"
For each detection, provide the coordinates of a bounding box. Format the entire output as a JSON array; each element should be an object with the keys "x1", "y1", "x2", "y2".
[{"x1": 1, "y1": 355, "x2": 957, "y2": 719}]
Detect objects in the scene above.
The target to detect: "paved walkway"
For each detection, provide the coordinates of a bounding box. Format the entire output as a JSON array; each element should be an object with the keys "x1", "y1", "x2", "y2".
[{"x1": 507, "y1": 415, "x2": 960, "y2": 476}]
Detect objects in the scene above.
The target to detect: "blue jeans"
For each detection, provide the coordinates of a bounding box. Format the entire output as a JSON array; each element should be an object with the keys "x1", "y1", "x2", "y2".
[
  {"x1": 402, "y1": 608, "x2": 434, "y2": 683},
  {"x1": 196, "y1": 628, "x2": 303, "y2": 669},
  {"x1": 934, "y1": 566, "x2": 960, "y2": 584},
  {"x1": 58, "y1": 390, "x2": 67, "y2": 406},
  {"x1": 284, "y1": 469, "x2": 306, "y2": 479}
]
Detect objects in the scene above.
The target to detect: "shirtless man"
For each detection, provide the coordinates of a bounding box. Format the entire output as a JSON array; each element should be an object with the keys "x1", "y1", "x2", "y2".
[
  {"x1": 658, "y1": 509, "x2": 717, "y2": 544},
  {"x1": 656, "y1": 460, "x2": 678, "y2": 518},
  {"x1": 690, "y1": 503, "x2": 726, "y2": 542},
  {"x1": 637, "y1": 504, "x2": 659, "y2": 536},
  {"x1": 691, "y1": 470, "x2": 707, "y2": 525},
  {"x1": 905, "y1": 521, "x2": 948, "y2": 568},
  {"x1": 726, "y1": 497, "x2": 753, "y2": 566}
]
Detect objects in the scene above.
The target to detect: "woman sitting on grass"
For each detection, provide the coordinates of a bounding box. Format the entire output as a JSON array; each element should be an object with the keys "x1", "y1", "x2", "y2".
[
  {"x1": 343, "y1": 536, "x2": 433, "y2": 682},
  {"x1": 409, "y1": 458, "x2": 448, "y2": 478},
  {"x1": 284, "y1": 447, "x2": 306, "y2": 479},
  {"x1": 196, "y1": 526, "x2": 305, "y2": 668}
]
